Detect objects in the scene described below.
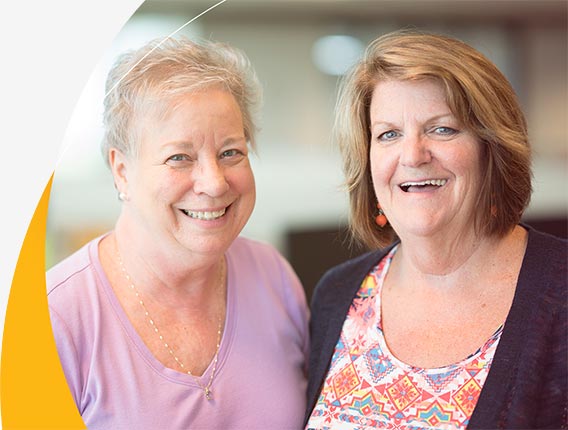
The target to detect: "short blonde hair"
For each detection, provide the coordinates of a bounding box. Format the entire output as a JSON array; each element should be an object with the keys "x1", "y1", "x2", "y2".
[
  {"x1": 102, "y1": 37, "x2": 262, "y2": 164},
  {"x1": 336, "y1": 30, "x2": 532, "y2": 249}
]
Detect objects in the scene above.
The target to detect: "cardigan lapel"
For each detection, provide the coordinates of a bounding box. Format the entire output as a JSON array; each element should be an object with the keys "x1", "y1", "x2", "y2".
[
  {"x1": 305, "y1": 245, "x2": 395, "y2": 422},
  {"x1": 467, "y1": 226, "x2": 548, "y2": 428}
]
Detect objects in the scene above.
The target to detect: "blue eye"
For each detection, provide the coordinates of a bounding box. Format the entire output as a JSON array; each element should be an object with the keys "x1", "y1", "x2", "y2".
[
  {"x1": 165, "y1": 154, "x2": 191, "y2": 166},
  {"x1": 433, "y1": 126, "x2": 458, "y2": 135},
  {"x1": 221, "y1": 149, "x2": 241, "y2": 158},
  {"x1": 378, "y1": 130, "x2": 400, "y2": 141}
]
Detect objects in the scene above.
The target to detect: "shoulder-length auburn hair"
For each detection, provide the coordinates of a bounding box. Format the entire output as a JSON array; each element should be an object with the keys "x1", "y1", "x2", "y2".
[{"x1": 336, "y1": 30, "x2": 532, "y2": 249}]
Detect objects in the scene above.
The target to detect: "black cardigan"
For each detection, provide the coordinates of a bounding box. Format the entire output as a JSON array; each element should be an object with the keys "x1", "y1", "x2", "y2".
[{"x1": 305, "y1": 226, "x2": 567, "y2": 429}]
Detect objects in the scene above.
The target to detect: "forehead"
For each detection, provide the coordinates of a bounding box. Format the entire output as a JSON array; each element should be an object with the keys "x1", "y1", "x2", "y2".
[
  {"x1": 135, "y1": 89, "x2": 245, "y2": 147},
  {"x1": 133, "y1": 90, "x2": 243, "y2": 137},
  {"x1": 140, "y1": 87, "x2": 239, "y2": 117},
  {"x1": 370, "y1": 78, "x2": 449, "y2": 116}
]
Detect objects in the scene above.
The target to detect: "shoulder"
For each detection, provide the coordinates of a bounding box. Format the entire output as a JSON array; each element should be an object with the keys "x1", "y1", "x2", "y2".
[
  {"x1": 513, "y1": 226, "x2": 567, "y2": 346},
  {"x1": 228, "y1": 235, "x2": 307, "y2": 294},
  {"x1": 228, "y1": 236, "x2": 292, "y2": 272},
  {"x1": 525, "y1": 226, "x2": 567, "y2": 258},
  {"x1": 523, "y1": 226, "x2": 567, "y2": 293},
  {"x1": 45, "y1": 237, "x2": 109, "y2": 371},
  {"x1": 491, "y1": 226, "x2": 568, "y2": 428},
  {"x1": 46, "y1": 236, "x2": 107, "y2": 310},
  {"x1": 227, "y1": 236, "x2": 303, "y2": 295},
  {"x1": 316, "y1": 249, "x2": 383, "y2": 286},
  {"x1": 311, "y1": 244, "x2": 395, "y2": 309},
  {"x1": 228, "y1": 236, "x2": 309, "y2": 340}
]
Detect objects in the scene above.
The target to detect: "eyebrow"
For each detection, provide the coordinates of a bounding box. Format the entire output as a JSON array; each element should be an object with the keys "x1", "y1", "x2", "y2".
[
  {"x1": 222, "y1": 136, "x2": 247, "y2": 145},
  {"x1": 161, "y1": 136, "x2": 247, "y2": 151},
  {"x1": 161, "y1": 141, "x2": 194, "y2": 151}
]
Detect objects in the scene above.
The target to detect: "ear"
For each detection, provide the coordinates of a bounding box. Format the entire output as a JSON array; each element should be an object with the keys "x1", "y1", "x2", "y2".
[{"x1": 108, "y1": 147, "x2": 130, "y2": 198}]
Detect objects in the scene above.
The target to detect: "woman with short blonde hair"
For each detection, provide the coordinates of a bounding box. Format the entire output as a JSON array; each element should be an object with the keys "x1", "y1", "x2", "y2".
[{"x1": 48, "y1": 37, "x2": 309, "y2": 429}]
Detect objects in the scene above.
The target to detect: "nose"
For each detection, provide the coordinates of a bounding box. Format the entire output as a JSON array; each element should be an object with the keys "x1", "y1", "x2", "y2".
[
  {"x1": 399, "y1": 134, "x2": 432, "y2": 167},
  {"x1": 193, "y1": 158, "x2": 230, "y2": 197}
]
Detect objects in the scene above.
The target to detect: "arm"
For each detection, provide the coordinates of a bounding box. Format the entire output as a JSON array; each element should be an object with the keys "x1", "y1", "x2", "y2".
[{"x1": 48, "y1": 306, "x2": 83, "y2": 411}]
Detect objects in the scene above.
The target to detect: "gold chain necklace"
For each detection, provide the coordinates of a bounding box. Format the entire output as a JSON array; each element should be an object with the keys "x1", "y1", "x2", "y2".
[{"x1": 116, "y1": 249, "x2": 225, "y2": 401}]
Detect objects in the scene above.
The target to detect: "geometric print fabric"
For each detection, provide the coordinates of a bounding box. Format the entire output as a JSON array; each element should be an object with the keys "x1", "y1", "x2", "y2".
[{"x1": 306, "y1": 247, "x2": 503, "y2": 430}]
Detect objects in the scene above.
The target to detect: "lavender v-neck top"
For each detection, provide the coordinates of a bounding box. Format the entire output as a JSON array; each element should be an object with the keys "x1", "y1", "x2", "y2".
[{"x1": 47, "y1": 235, "x2": 309, "y2": 430}]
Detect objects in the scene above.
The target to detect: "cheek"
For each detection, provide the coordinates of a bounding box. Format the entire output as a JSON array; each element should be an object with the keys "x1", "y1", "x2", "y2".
[
  {"x1": 369, "y1": 147, "x2": 392, "y2": 186},
  {"x1": 248, "y1": 174, "x2": 257, "y2": 201},
  {"x1": 447, "y1": 147, "x2": 483, "y2": 184},
  {"x1": 231, "y1": 165, "x2": 256, "y2": 195},
  {"x1": 152, "y1": 171, "x2": 193, "y2": 199},
  {"x1": 231, "y1": 168, "x2": 256, "y2": 222},
  {"x1": 452, "y1": 137, "x2": 483, "y2": 172}
]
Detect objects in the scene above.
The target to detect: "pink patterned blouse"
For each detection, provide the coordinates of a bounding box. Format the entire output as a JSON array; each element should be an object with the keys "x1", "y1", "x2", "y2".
[{"x1": 306, "y1": 247, "x2": 503, "y2": 430}]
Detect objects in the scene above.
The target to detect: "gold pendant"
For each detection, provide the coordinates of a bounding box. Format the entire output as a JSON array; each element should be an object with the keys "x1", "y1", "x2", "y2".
[{"x1": 204, "y1": 387, "x2": 212, "y2": 400}]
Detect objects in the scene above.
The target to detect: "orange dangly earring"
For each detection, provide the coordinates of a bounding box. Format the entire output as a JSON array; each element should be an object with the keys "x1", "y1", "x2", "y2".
[{"x1": 375, "y1": 202, "x2": 388, "y2": 227}]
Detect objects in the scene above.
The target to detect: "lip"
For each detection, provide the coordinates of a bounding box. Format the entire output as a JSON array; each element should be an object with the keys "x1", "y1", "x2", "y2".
[
  {"x1": 398, "y1": 178, "x2": 448, "y2": 193},
  {"x1": 179, "y1": 204, "x2": 231, "y2": 221}
]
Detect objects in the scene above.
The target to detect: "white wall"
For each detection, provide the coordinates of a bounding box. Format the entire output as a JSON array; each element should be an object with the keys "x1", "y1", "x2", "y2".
[{"x1": 46, "y1": 5, "x2": 567, "y2": 266}]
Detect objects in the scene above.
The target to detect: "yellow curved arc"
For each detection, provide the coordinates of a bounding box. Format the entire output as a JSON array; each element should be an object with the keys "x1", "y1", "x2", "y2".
[{"x1": 1, "y1": 175, "x2": 85, "y2": 429}]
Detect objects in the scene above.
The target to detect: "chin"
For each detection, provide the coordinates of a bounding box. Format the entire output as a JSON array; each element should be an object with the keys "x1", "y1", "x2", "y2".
[
  {"x1": 169, "y1": 232, "x2": 220, "y2": 255},
  {"x1": 395, "y1": 220, "x2": 445, "y2": 239},
  {"x1": 188, "y1": 242, "x2": 229, "y2": 258}
]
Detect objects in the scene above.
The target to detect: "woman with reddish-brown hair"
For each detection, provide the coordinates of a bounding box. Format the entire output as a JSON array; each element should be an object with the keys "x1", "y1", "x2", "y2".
[{"x1": 305, "y1": 30, "x2": 566, "y2": 429}]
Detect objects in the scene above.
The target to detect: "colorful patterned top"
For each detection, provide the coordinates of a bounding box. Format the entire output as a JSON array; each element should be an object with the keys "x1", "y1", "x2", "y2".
[{"x1": 306, "y1": 246, "x2": 503, "y2": 430}]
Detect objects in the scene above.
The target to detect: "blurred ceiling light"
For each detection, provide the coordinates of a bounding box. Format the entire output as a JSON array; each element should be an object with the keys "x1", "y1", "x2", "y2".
[
  {"x1": 57, "y1": 13, "x2": 202, "y2": 178},
  {"x1": 312, "y1": 34, "x2": 364, "y2": 76}
]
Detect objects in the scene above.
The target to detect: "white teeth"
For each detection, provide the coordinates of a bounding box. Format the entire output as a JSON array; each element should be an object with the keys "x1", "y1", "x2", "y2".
[
  {"x1": 401, "y1": 179, "x2": 447, "y2": 187},
  {"x1": 183, "y1": 208, "x2": 226, "y2": 220}
]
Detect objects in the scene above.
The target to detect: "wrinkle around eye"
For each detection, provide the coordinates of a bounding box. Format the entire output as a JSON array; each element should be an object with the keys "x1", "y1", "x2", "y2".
[
  {"x1": 165, "y1": 154, "x2": 193, "y2": 166},
  {"x1": 433, "y1": 126, "x2": 458, "y2": 135},
  {"x1": 426, "y1": 126, "x2": 462, "y2": 141},
  {"x1": 221, "y1": 153, "x2": 248, "y2": 168},
  {"x1": 376, "y1": 130, "x2": 401, "y2": 143},
  {"x1": 220, "y1": 149, "x2": 243, "y2": 158}
]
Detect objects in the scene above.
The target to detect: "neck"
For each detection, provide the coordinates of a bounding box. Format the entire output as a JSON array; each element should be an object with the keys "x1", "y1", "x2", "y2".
[
  {"x1": 111, "y1": 216, "x2": 226, "y2": 308},
  {"x1": 396, "y1": 226, "x2": 487, "y2": 277},
  {"x1": 393, "y1": 225, "x2": 525, "y2": 287}
]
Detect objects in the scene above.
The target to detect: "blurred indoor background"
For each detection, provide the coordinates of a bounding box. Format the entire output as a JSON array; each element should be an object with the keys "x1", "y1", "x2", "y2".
[{"x1": 46, "y1": 0, "x2": 567, "y2": 300}]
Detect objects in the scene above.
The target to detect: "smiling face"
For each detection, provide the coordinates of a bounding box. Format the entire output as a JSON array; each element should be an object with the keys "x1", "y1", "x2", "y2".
[
  {"x1": 369, "y1": 78, "x2": 483, "y2": 241},
  {"x1": 112, "y1": 88, "x2": 255, "y2": 259}
]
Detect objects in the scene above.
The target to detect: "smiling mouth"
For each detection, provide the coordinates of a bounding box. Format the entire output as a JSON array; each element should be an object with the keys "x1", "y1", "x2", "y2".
[
  {"x1": 400, "y1": 179, "x2": 447, "y2": 192},
  {"x1": 180, "y1": 208, "x2": 227, "y2": 220}
]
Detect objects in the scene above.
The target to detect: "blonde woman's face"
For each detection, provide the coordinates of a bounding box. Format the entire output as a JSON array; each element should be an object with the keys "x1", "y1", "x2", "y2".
[
  {"x1": 368, "y1": 79, "x2": 482, "y2": 241},
  {"x1": 121, "y1": 89, "x2": 256, "y2": 258}
]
